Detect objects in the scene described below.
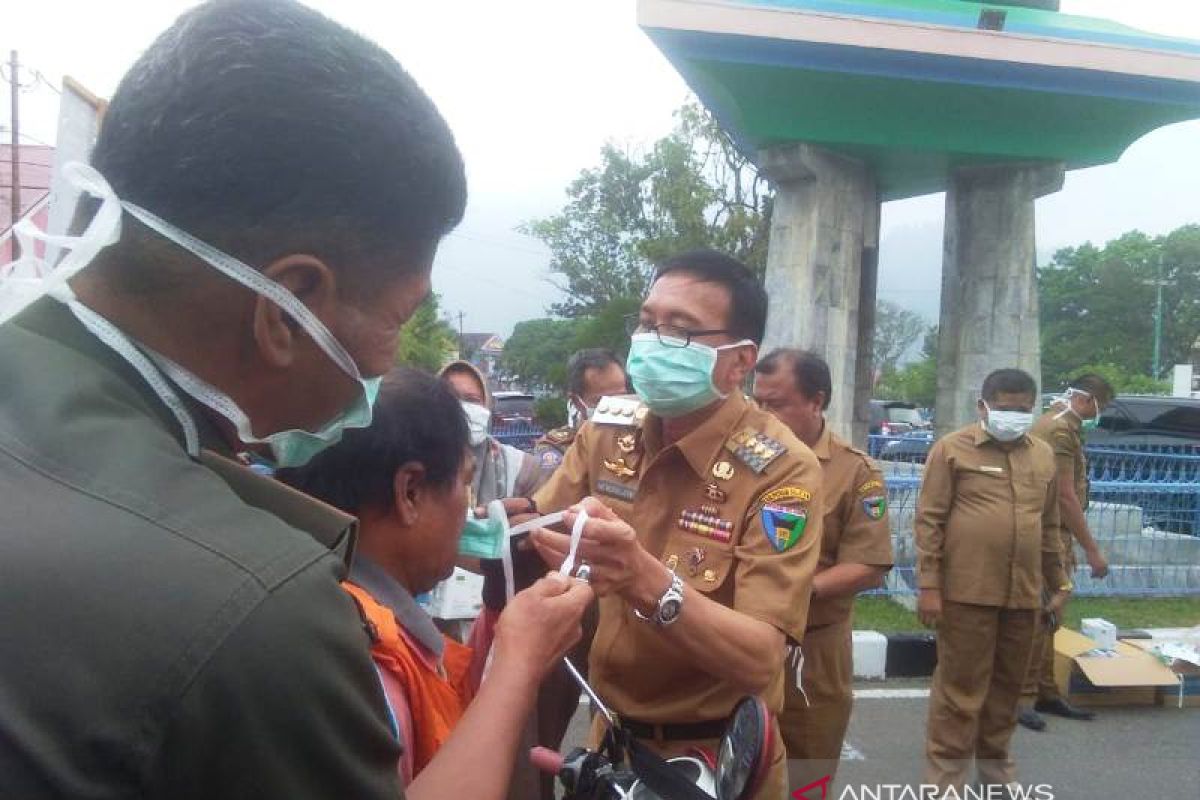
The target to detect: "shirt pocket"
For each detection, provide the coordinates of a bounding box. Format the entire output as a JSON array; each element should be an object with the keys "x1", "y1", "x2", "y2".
[{"x1": 953, "y1": 463, "x2": 1009, "y2": 501}]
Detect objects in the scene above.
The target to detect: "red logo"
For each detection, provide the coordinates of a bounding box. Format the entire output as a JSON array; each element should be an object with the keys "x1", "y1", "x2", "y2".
[{"x1": 792, "y1": 775, "x2": 833, "y2": 800}]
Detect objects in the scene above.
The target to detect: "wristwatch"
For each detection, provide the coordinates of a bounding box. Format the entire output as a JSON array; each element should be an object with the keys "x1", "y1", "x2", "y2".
[{"x1": 634, "y1": 570, "x2": 685, "y2": 627}]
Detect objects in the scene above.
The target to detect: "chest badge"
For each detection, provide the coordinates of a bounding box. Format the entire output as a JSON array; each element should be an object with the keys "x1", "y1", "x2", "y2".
[
  {"x1": 678, "y1": 505, "x2": 733, "y2": 543},
  {"x1": 704, "y1": 483, "x2": 728, "y2": 504},
  {"x1": 712, "y1": 461, "x2": 735, "y2": 481},
  {"x1": 761, "y1": 504, "x2": 808, "y2": 552},
  {"x1": 617, "y1": 433, "x2": 638, "y2": 453},
  {"x1": 685, "y1": 547, "x2": 707, "y2": 576},
  {"x1": 603, "y1": 457, "x2": 637, "y2": 478}
]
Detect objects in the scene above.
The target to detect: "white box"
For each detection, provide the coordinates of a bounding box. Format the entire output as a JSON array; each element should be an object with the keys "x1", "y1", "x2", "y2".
[
  {"x1": 852, "y1": 630, "x2": 888, "y2": 680},
  {"x1": 1081, "y1": 618, "x2": 1118, "y2": 650},
  {"x1": 425, "y1": 567, "x2": 484, "y2": 620}
]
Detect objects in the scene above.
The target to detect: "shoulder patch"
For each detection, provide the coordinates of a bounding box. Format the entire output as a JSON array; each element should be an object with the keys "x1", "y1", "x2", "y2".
[
  {"x1": 861, "y1": 495, "x2": 887, "y2": 520},
  {"x1": 856, "y1": 478, "x2": 885, "y2": 496},
  {"x1": 761, "y1": 504, "x2": 809, "y2": 551},
  {"x1": 725, "y1": 427, "x2": 786, "y2": 473},
  {"x1": 539, "y1": 448, "x2": 564, "y2": 469}
]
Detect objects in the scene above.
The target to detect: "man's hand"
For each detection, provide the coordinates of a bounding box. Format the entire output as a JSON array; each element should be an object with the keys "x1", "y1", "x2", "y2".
[
  {"x1": 530, "y1": 496, "x2": 669, "y2": 610},
  {"x1": 492, "y1": 573, "x2": 593, "y2": 681},
  {"x1": 1044, "y1": 589, "x2": 1069, "y2": 629},
  {"x1": 1085, "y1": 547, "x2": 1109, "y2": 579},
  {"x1": 917, "y1": 588, "x2": 943, "y2": 628}
]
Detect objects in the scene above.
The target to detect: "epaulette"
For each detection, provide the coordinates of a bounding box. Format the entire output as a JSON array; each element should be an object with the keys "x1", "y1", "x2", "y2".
[
  {"x1": 724, "y1": 427, "x2": 786, "y2": 473},
  {"x1": 592, "y1": 395, "x2": 647, "y2": 426},
  {"x1": 544, "y1": 426, "x2": 575, "y2": 445}
]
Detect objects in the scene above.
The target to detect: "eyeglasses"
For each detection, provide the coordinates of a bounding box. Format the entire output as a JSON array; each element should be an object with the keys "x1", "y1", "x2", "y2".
[{"x1": 624, "y1": 314, "x2": 733, "y2": 348}]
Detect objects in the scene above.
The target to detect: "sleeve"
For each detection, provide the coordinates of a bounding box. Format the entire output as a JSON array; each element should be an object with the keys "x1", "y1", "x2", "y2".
[
  {"x1": 1041, "y1": 461, "x2": 1068, "y2": 592},
  {"x1": 532, "y1": 424, "x2": 593, "y2": 512},
  {"x1": 731, "y1": 450, "x2": 824, "y2": 642},
  {"x1": 836, "y1": 462, "x2": 895, "y2": 568},
  {"x1": 914, "y1": 440, "x2": 954, "y2": 590},
  {"x1": 146, "y1": 555, "x2": 403, "y2": 800},
  {"x1": 512, "y1": 450, "x2": 549, "y2": 498}
]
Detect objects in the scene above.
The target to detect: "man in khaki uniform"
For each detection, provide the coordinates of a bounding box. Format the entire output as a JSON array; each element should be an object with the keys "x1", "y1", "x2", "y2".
[
  {"x1": 752, "y1": 349, "x2": 893, "y2": 791},
  {"x1": 533, "y1": 348, "x2": 628, "y2": 479},
  {"x1": 916, "y1": 369, "x2": 1070, "y2": 792},
  {"x1": 530, "y1": 250, "x2": 825, "y2": 800},
  {"x1": 1018, "y1": 373, "x2": 1114, "y2": 730}
]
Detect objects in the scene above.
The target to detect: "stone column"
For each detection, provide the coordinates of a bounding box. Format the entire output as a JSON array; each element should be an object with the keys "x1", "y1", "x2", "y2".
[
  {"x1": 935, "y1": 162, "x2": 1064, "y2": 437},
  {"x1": 759, "y1": 143, "x2": 880, "y2": 445}
]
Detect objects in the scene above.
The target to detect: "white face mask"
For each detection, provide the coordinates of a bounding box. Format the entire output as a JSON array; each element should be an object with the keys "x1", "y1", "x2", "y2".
[
  {"x1": 982, "y1": 402, "x2": 1034, "y2": 442},
  {"x1": 461, "y1": 401, "x2": 492, "y2": 446}
]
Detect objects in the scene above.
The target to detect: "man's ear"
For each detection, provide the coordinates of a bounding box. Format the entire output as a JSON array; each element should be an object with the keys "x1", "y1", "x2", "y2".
[
  {"x1": 727, "y1": 343, "x2": 759, "y2": 387},
  {"x1": 392, "y1": 462, "x2": 427, "y2": 527},
  {"x1": 252, "y1": 254, "x2": 339, "y2": 369}
]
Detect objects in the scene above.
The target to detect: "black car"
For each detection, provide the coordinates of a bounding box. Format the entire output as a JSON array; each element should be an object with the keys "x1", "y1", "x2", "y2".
[{"x1": 1089, "y1": 395, "x2": 1200, "y2": 450}]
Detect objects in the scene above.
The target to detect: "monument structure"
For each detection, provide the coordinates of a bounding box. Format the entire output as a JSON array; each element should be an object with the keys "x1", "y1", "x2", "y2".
[{"x1": 639, "y1": 0, "x2": 1200, "y2": 441}]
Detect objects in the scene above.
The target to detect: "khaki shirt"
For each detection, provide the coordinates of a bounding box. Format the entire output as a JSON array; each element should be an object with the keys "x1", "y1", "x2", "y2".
[
  {"x1": 534, "y1": 391, "x2": 824, "y2": 722},
  {"x1": 1031, "y1": 410, "x2": 1089, "y2": 510},
  {"x1": 806, "y1": 426, "x2": 894, "y2": 629},
  {"x1": 914, "y1": 423, "x2": 1067, "y2": 609}
]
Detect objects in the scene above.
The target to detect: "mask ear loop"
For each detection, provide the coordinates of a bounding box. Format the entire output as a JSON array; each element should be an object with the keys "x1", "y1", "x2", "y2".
[{"x1": 559, "y1": 508, "x2": 590, "y2": 578}]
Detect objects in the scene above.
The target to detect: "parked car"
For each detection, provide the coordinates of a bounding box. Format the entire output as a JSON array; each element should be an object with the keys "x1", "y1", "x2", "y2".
[
  {"x1": 869, "y1": 400, "x2": 929, "y2": 436},
  {"x1": 491, "y1": 391, "x2": 536, "y2": 428},
  {"x1": 1089, "y1": 395, "x2": 1200, "y2": 450}
]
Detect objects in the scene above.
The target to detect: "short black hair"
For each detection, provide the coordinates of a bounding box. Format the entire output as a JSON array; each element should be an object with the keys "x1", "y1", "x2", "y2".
[
  {"x1": 981, "y1": 368, "x2": 1038, "y2": 402},
  {"x1": 86, "y1": 0, "x2": 466, "y2": 296},
  {"x1": 652, "y1": 249, "x2": 768, "y2": 345},
  {"x1": 276, "y1": 367, "x2": 468, "y2": 514},
  {"x1": 1068, "y1": 373, "x2": 1115, "y2": 405},
  {"x1": 566, "y1": 348, "x2": 624, "y2": 396},
  {"x1": 755, "y1": 348, "x2": 832, "y2": 410}
]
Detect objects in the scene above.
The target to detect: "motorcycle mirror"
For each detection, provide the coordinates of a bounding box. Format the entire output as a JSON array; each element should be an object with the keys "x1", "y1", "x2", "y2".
[{"x1": 714, "y1": 696, "x2": 772, "y2": 800}]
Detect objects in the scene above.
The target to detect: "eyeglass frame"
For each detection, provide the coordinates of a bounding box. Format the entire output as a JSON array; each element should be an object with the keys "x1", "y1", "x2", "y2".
[{"x1": 624, "y1": 313, "x2": 736, "y2": 349}]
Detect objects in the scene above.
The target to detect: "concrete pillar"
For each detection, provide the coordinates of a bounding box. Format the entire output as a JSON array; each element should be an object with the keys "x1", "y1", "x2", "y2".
[
  {"x1": 759, "y1": 143, "x2": 880, "y2": 445},
  {"x1": 935, "y1": 162, "x2": 1064, "y2": 437}
]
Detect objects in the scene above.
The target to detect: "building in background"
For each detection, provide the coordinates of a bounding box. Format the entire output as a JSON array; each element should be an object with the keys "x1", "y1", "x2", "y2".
[{"x1": 1, "y1": 144, "x2": 54, "y2": 263}]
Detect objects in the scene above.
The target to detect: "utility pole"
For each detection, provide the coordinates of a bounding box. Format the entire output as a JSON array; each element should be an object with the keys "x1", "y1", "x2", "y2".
[
  {"x1": 456, "y1": 311, "x2": 465, "y2": 357},
  {"x1": 1152, "y1": 253, "x2": 1165, "y2": 379},
  {"x1": 7, "y1": 50, "x2": 19, "y2": 259}
]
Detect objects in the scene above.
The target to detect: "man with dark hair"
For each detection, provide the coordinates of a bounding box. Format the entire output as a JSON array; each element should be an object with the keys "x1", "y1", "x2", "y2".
[
  {"x1": 753, "y1": 348, "x2": 893, "y2": 791},
  {"x1": 276, "y1": 369, "x2": 591, "y2": 791},
  {"x1": 916, "y1": 368, "x2": 1070, "y2": 792},
  {"x1": 525, "y1": 248, "x2": 824, "y2": 799},
  {"x1": 1017, "y1": 372, "x2": 1114, "y2": 731},
  {"x1": 534, "y1": 348, "x2": 628, "y2": 475},
  {"x1": 0, "y1": 2, "x2": 586, "y2": 798}
]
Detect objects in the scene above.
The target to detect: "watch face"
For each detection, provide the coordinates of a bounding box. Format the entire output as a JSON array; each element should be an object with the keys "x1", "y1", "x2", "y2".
[{"x1": 659, "y1": 598, "x2": 682, "y2": 624}]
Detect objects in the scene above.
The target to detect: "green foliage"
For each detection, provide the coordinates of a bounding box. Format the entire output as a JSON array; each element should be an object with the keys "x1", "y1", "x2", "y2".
[
  {"x1": 523, "y1": 100, "x2": 772, "y2": 318},
  {"x1": 875, "y1": 323, "x2": 938, "y2": 406},
  {"x1": 873, "y1": 301, "x2": 928, "y2": 376},
  {"x1": 1039, "y1": 225, "x2": 1200, "y2": 389},
  {"x1": 394, "y1": 294, "x2": 456, "y2": 373},
  {"x1": 567, "y1": 296, "x2": 642, "y2": 362},
  {"x1": 535, "y1": 397, "x2": 567, "y2": 430},
  {"x1": 500, "y1": 318, "x2": 583, "y2": 389}
]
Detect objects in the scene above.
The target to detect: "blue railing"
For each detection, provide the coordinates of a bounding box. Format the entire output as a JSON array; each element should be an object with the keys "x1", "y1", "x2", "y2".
[{"x1": 867, "y1": 440, "x2": 1200, "y2": 597}]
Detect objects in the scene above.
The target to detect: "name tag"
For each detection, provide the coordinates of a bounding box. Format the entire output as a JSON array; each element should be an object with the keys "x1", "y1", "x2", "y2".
[
  {"x1": 597, "y1": 478, "x2": 636, "y2": 503},
  {"x1": 979, "y1": 466, "x2": 1005, "y2": 474}
]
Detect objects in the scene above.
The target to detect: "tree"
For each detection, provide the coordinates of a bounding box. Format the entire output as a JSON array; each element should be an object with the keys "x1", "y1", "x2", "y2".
[
  {"x1": 394, "y1": 294, "x2": 457, "y2": 372},
  {"x1": 873, "y1": 300, "x2": 927, "y2": 376},
  {"x1": 875, "y1": 324, "x2": 937, "y2": 406},
  {"x1": 1038, "y1": 225, "x2": 1200, "y2": 389},
  {"x1": 523, "y1": 100, "x2": 772, "y2": 319},
  {"x1": 499, "y1": 318, "x2": 583, "y2": 389}
]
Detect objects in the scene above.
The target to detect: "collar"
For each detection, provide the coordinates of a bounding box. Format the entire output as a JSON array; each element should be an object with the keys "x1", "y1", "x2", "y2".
[
  {"x1": 653, "y1": 391, "x2": 751, "y2": 478},
  {"x1": 349, "y1": 556, "x2": 445, "y2": 659},
  {"x1": 810, "y1": 421, "x2": 833, "y2": 462}
]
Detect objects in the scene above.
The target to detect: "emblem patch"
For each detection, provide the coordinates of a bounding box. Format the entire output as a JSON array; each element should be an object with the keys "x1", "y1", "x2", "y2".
[
  {"x1": 857, "y1": 478, "x2": 884, "y2": 495},
  {"x1": 540, "y1": 449, "x2": 563, "y2": 469},
  {"x1": 862, "y1": 495, "x2": 887, "y2": 520},
  {"x1": 597, "y1": 478, "x2": 636, "y2": 503},
  {"x1": 761, "y1": 504, "x2": 808, "y2": 551}
]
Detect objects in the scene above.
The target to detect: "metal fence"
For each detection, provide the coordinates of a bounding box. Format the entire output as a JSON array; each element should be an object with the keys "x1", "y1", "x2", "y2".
[{"x1": 869, "y1": 435, "x2": 1200, "y2": 597}]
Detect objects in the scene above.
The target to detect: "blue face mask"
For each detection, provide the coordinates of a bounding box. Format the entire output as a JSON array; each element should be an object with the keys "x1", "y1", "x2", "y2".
[{"x1": 626, "y1": 333, "x2": 753, "y2": 418}]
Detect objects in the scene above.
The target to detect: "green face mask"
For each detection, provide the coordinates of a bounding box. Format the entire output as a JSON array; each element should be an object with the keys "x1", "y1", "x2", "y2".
[{"x1": 458, "y1": 501, "x2": 507, "y2": 560}]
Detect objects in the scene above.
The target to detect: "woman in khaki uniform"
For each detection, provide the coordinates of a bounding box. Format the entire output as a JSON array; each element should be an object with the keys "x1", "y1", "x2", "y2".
[
  {"x1": 753, "y1": 349, "x2": 893, "y2": 792},
  {"x1": 916, "y1": 369, "x2": 1070, "y2": 792}
]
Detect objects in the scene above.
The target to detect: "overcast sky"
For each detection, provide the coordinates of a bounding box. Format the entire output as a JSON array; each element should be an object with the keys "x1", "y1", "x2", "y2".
[{"x1": 7, "y1": 1, "x2": 1199, "y2": 336}]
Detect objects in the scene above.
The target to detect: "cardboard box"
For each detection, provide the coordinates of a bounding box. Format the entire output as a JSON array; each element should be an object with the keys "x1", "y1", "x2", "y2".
[
  {"x1": 1053, "y1": 628, "x2": 1180, "y2": 707},
  {"x1": 1125, "y1": 636, "x2": 1200, "y2": 709}
]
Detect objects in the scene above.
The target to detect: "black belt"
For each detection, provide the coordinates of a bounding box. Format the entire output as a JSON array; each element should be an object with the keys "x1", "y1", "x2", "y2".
[{"x1": 622, "y1": 716, "x2": 729, "y2": 742}]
